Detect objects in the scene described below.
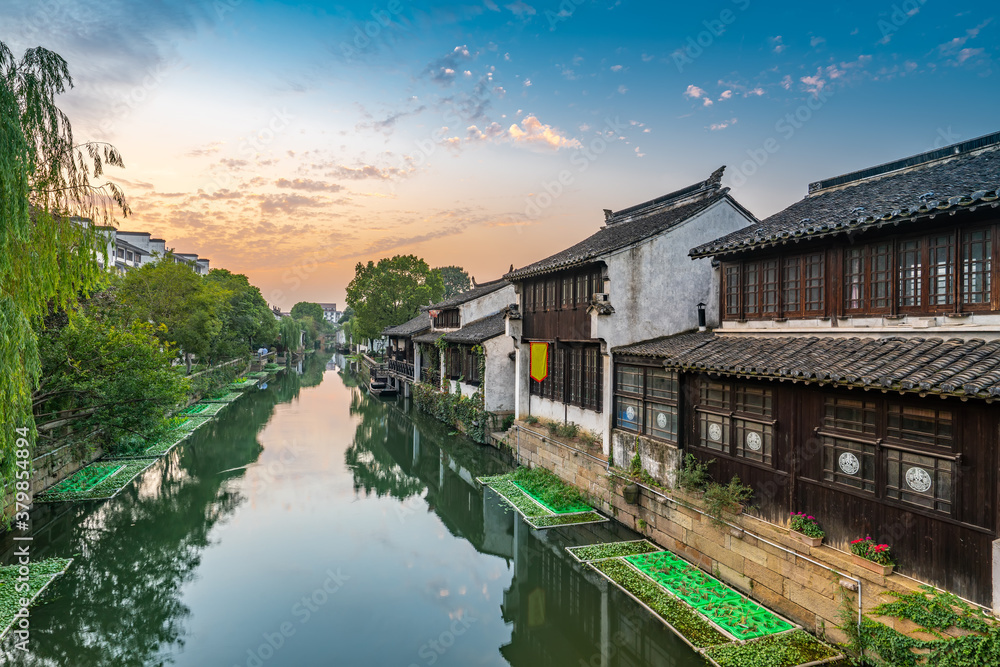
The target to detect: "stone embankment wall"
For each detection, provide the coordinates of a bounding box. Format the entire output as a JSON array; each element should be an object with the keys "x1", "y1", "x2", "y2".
[{"x1": 507, "y1": 422, "x2": 944, "y2": 646}]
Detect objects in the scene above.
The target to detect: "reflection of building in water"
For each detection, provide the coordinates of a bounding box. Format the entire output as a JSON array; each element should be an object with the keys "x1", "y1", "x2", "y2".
[{"x1": 497, "y1": 505, "x2": 694, "y2": 666}]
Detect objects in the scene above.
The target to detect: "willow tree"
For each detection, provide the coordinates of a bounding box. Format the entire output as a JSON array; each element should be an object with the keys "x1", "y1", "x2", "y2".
[{"x1": 0, "y1": 41, "x2": 129, "y2": 491}]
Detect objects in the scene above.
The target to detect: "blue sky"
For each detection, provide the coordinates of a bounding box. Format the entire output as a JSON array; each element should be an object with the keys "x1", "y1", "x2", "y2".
[{"x1": 2, "y1": 0, "x2": 997, "y2": 307}]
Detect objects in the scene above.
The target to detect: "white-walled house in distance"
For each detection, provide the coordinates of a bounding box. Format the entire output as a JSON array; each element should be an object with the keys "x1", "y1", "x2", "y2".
[
  {"x1": 385, "y1": 279, "x2": 517, "y2": 413},
  {"x1": 504, "y1": 168, "x2": 755, "y2": 452}
]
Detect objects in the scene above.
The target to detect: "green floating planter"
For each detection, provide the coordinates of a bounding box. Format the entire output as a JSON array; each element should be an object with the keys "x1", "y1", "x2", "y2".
[
  {"x1": 478, "y1": 473, "x2": 607, "y2": 529},
  {"x1": 567, "y1": 540, "x2": 660, "y2": 562},
  {"x1": 526, "y1": 512, "x2": 607, "y2": 529},
  {"x1": 510, "y1": 479, "x2": 592, "y2": 514},
  {"x1": 196, "y1": 402, "x2": 228, "y2": 416},
  {"x1": 172, "y1": 415, "x2": 212, "y2": 432},
  {"x1": 36, "y1": 459, "x2": 156, "y2": 502},
  {"x1": 201, "y1": 391, "x2": 243, "y2": 403},
  {"x1": 0, "y1": 557, "x2": 73, "y2": 641},
  {"x1": 591, "y1": 559, "x2": 729, "y2": 649},
  {"x1": 178, "y1": 403, "x2": 209, "y2": 415},
  {"x1": 625, "y1": 551, "x2": 795, "y2": 642},
  {"x1": 704, "y1": 629, "x2": 842, "y2": 667}
]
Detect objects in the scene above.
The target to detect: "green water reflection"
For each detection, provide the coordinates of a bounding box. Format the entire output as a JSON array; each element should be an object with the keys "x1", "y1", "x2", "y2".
[{"x1": 0, "y1": 353, "x2": 705, "y2": 666}]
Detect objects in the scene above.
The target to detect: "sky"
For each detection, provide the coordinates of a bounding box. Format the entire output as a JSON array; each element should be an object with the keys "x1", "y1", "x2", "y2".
[{"x1": 2, "y1": 0, "x2": 998, "y2": 309}]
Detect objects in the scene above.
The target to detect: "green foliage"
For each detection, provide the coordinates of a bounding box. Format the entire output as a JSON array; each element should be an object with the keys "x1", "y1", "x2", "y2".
[
  {"x1": 704, "y1": 630, "x2": 840, "y2": 667},
  {"x1": 500, "y1": 414, "x2": 515, "y2": 431},
  {"x1": 479, "y1": 474, "x2": 547, "y2": 517},
  {"x1": 850, "y1": 536, "x2": 895, "y2": 566},
  {"x1": 0, "y1": 558, "x2": 73, "y2": 634},
  {"x1": 529, "y1": 512, "x2": 604, "y2": 527},
  {"x1": 677, "y1": 453, "x2": 713, "y2": 492},
  {"x1": 840, "y1": 586, "x2": 1000, "y2": 667},
  {"x1": 34, "y1": 295, "x2": 187, "y2": 456},
  {"x1": 567, "y1": 540, "x2": 658, "y2": 561},
  {"x1": 35, "y1": 459, "x2": 154, "y2": 502},
  {"x1": 704, "y1": 476, "x2": 754, "y2": 527},
  {"x1": 290, "y1": 301, "x2": 324, "y2": 323},
  {"x1": 789, "y1": 511, "x2": 825, "y2": 539},
  {"x1": 592, "y1": 559, "x2": 728, "y2": 648},
  {"x1": 523, "y1": 415, "x2": 539, "y2": 425},
  {"x1": 510, "y1": 466, "x2": 592, "y2": 513},
  {"x1": 0, "y1": 41, "x2": 130, "y2": 496},
  {"x1": 436, "y1": 265, "x2": 471, "y2": 298},
  {"x1": 579, "y1": 429, "x2": 600, "y2": 448},
  {"x1": 117, "y1": 256, "x2": 225, "y2": 371},
  {"x1": 345, "y1": 255, "x2": 444, "y2": 342},
  {"x1": 556, "y1": 421, "x2": 579, "y2": 438},
  {"x1": 412, "y1": 382, "x2": 492, "y2": 444},
  {"x1": 205, "y1": 268, "x2": 279, "y2": 357}
]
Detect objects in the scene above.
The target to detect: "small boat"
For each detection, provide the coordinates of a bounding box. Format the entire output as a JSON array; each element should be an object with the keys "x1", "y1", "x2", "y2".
[{"x1": 368, "y1": 378, "x2": 398, "y2": 397}]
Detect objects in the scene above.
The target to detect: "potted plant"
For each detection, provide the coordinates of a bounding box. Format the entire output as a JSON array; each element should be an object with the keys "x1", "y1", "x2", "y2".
[
  {"x1": 849, "y1": 536, "x2": 895, "y2": 576},
  {"x1": 789, "y1": 511, "x2": 825, "y2": 547}
]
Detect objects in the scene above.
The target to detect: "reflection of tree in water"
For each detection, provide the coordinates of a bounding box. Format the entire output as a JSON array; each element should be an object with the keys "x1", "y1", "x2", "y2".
[
  {"x1": 344, "y1": 387, "x2": 425, "y2": 501},
  {"x1": 0, "y1": 366, "x2": 299, "y2": 666}
]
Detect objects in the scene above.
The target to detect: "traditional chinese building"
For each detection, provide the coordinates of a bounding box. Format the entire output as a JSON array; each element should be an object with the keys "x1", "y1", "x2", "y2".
[
  {"x1": 612, "y1": 132, "x2": 1000, "y2": 608},
  {"x1": 504, "y1": 168, "x2": 756, "y2": 450},
  {"x1": 386, "y1": 278, "x2": 517, "y2": 413}
]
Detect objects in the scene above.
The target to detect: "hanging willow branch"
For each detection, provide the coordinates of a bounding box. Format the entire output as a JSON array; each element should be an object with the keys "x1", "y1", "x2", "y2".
[{"x1": 0, "y1": 40, "x2": 131, "y2": 495}]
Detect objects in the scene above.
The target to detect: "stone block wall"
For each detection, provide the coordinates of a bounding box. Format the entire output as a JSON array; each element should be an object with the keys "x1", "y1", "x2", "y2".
[
  {"x1": 3, "y1": 440, "x2": 103, "y2": 519},
  {"x1": 511, "y1": 422, "x2": 937, "y2": 646}
]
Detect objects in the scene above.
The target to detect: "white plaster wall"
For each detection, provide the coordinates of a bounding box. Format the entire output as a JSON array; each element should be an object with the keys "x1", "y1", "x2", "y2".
[
  {"x1": 592, "y1": 197, "x2": 753, "y2": 348},
  {"x1": 461, "y1": 284, "x2": 515, "y2": 323},
  {"x1": 483, "y1": 334, "x2": 515, "y2": 412},
  {"x1": 525, "y1": 395, "x2": 605, "y2": 434}
]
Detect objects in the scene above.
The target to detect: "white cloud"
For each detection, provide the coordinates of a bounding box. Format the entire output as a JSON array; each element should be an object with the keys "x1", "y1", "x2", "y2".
[
  {"x1": 709, "y1": 118, "x2": 738, "y2": 131},
  {"x1": 610, "y1": 64, "x2": 624, "y2": 72},
  {"x1": 507, "y1": 116, "x2": 581, "y2": 150},
  {"x1": 505, "y1": 1, "x2": 536, "y2": 16},
  {"x1": 719, "y1": 89, "x2": 733, "y2": 100},
  {"x1": 683, "y1": 84, "x2": 707, "y2": 99},
  {"x1": 770, "y1": 36, "x2": 785, "y2": 53}
]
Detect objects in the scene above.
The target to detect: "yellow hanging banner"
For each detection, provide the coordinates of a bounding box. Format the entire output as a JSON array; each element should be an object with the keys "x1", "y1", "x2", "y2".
[{"x1": 530, "y1": 342, "x2": 549, "y2": 382}]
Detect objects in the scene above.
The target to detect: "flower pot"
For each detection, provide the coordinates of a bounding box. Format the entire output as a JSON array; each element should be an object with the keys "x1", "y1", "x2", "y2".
[
  {"x1": 851, "y1": 554, "x2": 894, "y2": 576},
  {"x1": 623, "y1": 483, "x2": 640, "y2": 505},
  {"x1": 791, "y1": 530, "x2": 823, "y2": 547}
]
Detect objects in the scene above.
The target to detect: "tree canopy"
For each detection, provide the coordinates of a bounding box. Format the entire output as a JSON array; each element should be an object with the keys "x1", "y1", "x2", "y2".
[
  {"x1": 1, "y1": 41, "x2": 130, "y2": 489},
  {"x1": 290, "y1": 301, "x2": 324, "y2": 323},
  {"x1": 117, "y1": 256, "x2": 225, "y2": 372},
  {"x1": 345, "y1": 255, "x2": 444, "y2": 342},
  {"x1": 206, "y1": 269, "x2": 279, "y2": 357},
  {"x1": 437, "y1": 266, "x2": 471, "y2": 299},
  {"x1": 34, "y1": 290, "x2": 187, "y2": 455}
]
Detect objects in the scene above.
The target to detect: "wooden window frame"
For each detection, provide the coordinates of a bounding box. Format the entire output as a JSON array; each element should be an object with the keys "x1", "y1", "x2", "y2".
[
  {"x1": 693, "y1": 379, "x2": 776, "y2": 467},
  {"x1": 614, "y1": 364, "x2": 677, "y2": 442}
]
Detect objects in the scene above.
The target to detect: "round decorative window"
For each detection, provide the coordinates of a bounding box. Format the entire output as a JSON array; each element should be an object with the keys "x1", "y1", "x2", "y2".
[
  {"x1": 708, "y1": 423, "x2": 723, "y2": 442},
  {"x1": 656, "y1": 412, "x2": 668, "y2": 429},
  {"x1": 838, "y1": 452, "x2": 861, "y2": 476},
  {"x1": 745, "y1": 432, "x2": 763, "y2": 451},
  {"x1": 625, "y1": 406, "x2": 637, "y2": 421},
  {"x1": 905, "y1": 466, "x2": 933, "y2": 493}
]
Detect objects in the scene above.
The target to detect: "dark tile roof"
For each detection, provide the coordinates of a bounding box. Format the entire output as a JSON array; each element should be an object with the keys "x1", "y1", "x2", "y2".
[
  {"x1": 412, "y1": 331, "x2": 442, "y2": 344},
  {"x1": 691, "y1": 132, "x2": 1000, "y2": 258},
  {"x1": 382, "y1": 312, "x2": 432, "y2": 338},
  {"x1": 506, "y1": 168, "x2": 754, "y2": 281},
  {"x1": 425, "y1": 278, "x2": 509, "y2": 310},
  {"x1": 614, "y1": 332, "x2": 1000, "y2": 399},
  {"x1": 442, "y1": 312, "x2": 506, "y2": 344}
]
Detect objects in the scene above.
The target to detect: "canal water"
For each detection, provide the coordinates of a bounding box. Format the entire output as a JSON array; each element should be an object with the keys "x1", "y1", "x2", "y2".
[{"x1": 1, "y1": 353, "x2": 705, "y2": 666}]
